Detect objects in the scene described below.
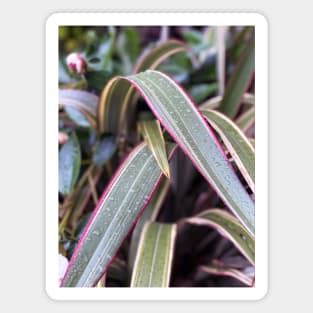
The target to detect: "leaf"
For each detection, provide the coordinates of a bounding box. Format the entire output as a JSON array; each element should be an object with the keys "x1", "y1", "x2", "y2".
[
  {"x1": 59, "y1": 89, "x2": 98, "y2": 116},
  {"x1": 201, "y1": 109, "x2": 255, "y2": 192},
  {"x1": 131, "y1": 222, "x2": 176, "y2": 287},
  {"x1": 133, "y1": 40, "x2": 186, "y2": 74},
  {"x1": 188, "y1": 83, "x2": 218, "y2": 103},
  {"x1": 200, "y1": 95, "x2": 223, "y2": 110},
  {"x1": 85, "y1": 70, "x2": 111, "y2": 91},
  {"x1": 139, "y1": 119, "x2": 170, "y2": 178},
  {"x1": 58, "y1": 132, "x2": 81, "y2": 195},
  {"x1": 186, "y1": 209, "x2": 254, "y2": 265},
  {"x1": 61, "y1": 143, "x2": 176, "y2": 287},
  {"x1": 236, "y1": 107, "x2": 255, "y2": 133},
  {"x1": 116, "y1": 27, "x2": 140, "y2": 74},
  {"x1": 92, "y1": 135, "x2": 117, "y2": 167},
  {"x1": 128, "y1": 176, "x2": 171, "y2": 269},
  {"x1": 242, "y1": 93, "x2": 255, "y2": 106},
  {"x1": 97, "y1": 40, "x2": 186, "y2": 134},
  {"x1": 124, "y1": 70, "x2": 255, "y2": 235},
  {"x1": 59, "y1": 89, "x2": 98, "y2": 128},
  {"x1": 219, "y1": 34, "x2": 255, "y2": 118},
  {"x1": 199, "y1": 263, "x2": 253, "y2": 286},
  {"x1": 200, "y1": 93, "x2": 254, "y2": 111},
  {"x1": 63, "y1": 106, "x2": 91, "y2": 128}
]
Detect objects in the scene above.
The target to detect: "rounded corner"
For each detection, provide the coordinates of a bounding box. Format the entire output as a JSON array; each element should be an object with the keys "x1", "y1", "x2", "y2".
[
  {"x1": 45, "y1": 284, "x2": 62, "y2": 301},
  {"x1": 253, "y1": 12, "x2": 269, "y2": 27},
  {"x1": 253, "y1": 283, "x2": 269, "y2": 301},
  {"x1": 45, "y1": 12, "x2": 63, "y2": 28}
]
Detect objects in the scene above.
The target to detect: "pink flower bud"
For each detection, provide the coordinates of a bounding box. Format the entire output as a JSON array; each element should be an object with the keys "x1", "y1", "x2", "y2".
[
  {"x1": 58, "y1": 132, "x2": 69, "y2": 145},
  {"x1": 66, "y1": 52, "x2": 87, "y2": 74}
]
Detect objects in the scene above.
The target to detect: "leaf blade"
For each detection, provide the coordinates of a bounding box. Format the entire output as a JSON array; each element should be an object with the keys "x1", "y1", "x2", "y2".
[
  {"x1": 201, "y1": 109, "x2": 255, "y2": 191},
  {"x1": 58, "y1": 132, "x2": 81, "y2": 195},
  {"x1": 97, "y1": 40, "x2": 186, "y2": 134},
  {"x1": 128, "y1": 176, "x2": 171, "y2": 269},
  {"x1": 139, "y1": 119, "x2": 170, "y2": 178},
  {"x1": 186, "y1": 209, "x2": 254, "y2": 265},
  {"x1": 131, "y1": 222, "x2": 176, "y2": 287},
  {"x1": 199, "y1": 263, "x2": 253, "y2": 286},
  {"x1": 61, "y1": 143, "x2": 176, "y2": 287},
  {"x1": 59, "y1": 89, "x2": 98, "y2": 116},
  {"x1": 219, "y1": 35, "x2": 255, "y2": 118},
  {"x1": 126, "y1": 70, "x2": 255, "y2": 235},
  {"x1": 236, "y1": 106, "x2": 255, "y2": 132}
]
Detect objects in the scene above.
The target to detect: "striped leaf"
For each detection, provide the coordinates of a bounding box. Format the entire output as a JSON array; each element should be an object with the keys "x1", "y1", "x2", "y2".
[
  {"x1": 59, "y1": 89, "x2": 98, "y2": 129},
  {"x1": 219, "y1": 35, "x2": 255, "y2": 118},
  {"x1": 123, "y1": 70, "x2": 254, "y2": 235},
  {"x1": 200, "y1": 93, "x2": 254, "y2": 111},
  {"x1": 128, "y1": 176, "x2": 171, "y2": 269},
  {"x1": 133, "y1": 39, "x2": 186, "y2": 73},
  {"x1": 242, "y1": 93, "x2": 255, "y2": 106},
  {"x1": 97, "y1": 40, "x2": 186, "y2": 134},
  {"x1": 199, "y1": 263, "x2": 254, "y2": 286},
  {"x1": 236, "y1": 107, "x2": 255, "y2": 133},
  {"x1": 61, "y1": 143, "x2": 176, "y2": 287},
  {"x1": 139, "y1": 119, "x2": 170, "y2": 178},
  {"x1": 186, "y1": 209, "x2": 254, "y2": 265},
  {"x1": 201, "y1": 109, "x2": 255, "y2": 192},
  {"x1": 131, "y1": 222, "x2": 176, "y2": 287}
]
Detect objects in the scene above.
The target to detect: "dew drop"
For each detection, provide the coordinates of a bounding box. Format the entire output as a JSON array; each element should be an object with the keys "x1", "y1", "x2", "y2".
[{"x1": 92, "y1": 230, "x2": 100, "y2": 236}]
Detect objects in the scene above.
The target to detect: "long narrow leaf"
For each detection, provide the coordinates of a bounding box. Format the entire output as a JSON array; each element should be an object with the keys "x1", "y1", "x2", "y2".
[
  {"x1": 129, "y1": 176, "x2": 171, "y2": 269},
  {"x1": 139, "y1": 119, "x2": 170, "y2": 178},
  {"x1": 61, "y1": 143, "x2": 175, "y2": 287},
  {"x1": 219, "y1": 35, "x2": 255, "y2": 118},
  {"x1": 199, "y1": 263, "x2": 253, "y2": 286},
  {"x1": 201, "y1": 109, "x2": 255, "y2": 191},
  {"x1": 59, "y1": 89, "x2": 98, "y2": 116},
  {"x1": 59, "y1": 89, "x2": 98, "y2": 129},
  {"x1": 97, "y1": 40, "x2": 186, "y2": 134},
  {"x1": 123, "y1": 70, "x2": 254, "y2": 235},
  {"x1": 186, "y1": 209, "x2": 254, "y2": 265},
  {"x1": 200, "y1": 93, "x2": 254, "y2": 111},
  {"x1": 131, "y1": 222, "x2": 176, "y2": 287},
  {"x1": 236, "y1": 107, "x2": 255, "y2": 133},
  {"x1": 133, "y1": 40, "x2": 186, "y2": 74}
]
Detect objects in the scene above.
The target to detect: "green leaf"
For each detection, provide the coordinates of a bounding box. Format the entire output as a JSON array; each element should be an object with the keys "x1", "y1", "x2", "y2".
[
  {"x1": 97, "y1": 40, "x2": 186, "y2": 134},
  {"x1": 200, "y1": 95, "x2": 223, "y2": 110},
  {"x1": 139, "y1": 119, "x2": 170, "y2": 178},
  {"x1": 220, "y1": 34, "x2": 255, "y2": 118},
  {"x1": 201, "y1": 109, "x2": 255, "y2": 191},
  {"x1": 199, "y1": 262, "x2": 253, "y2": 286},
  {"x1": 59, "y1": 89, "x2": 98, "y2": 116},
  {"x1": 131, "y1": 222, "x2": 176, "y2": 287},
  {"x1": 63, "y1": 106, "x2": 91, "y2": 128},
  {"x1": 188, "y1": 83, "x2": 218, "y2": 103},
  {"x1": 59, "y1": 89, "x2": 98, "y2": 128},
  {"x1": 61, "y1": 143, "x2": 176, "y2": 287},
  {"x1": 92, "y1": 135, "x2": 116, "y2": 167},
  {"x1": 186, "y1": 209, "x2": 254, "y2": 265},
  {"x1": 116, "y1": 27, "x2": 140, "y2": 74},
  {"x1": 58, "y1": 132, "x2": 81, "y2": 195},
  {"x1": 125, "y1": 70, "x2": 254, "y2": 235},
  {"x1": 133, "y1": 40, "x2": 186, "y2": 74},
  {"x1": 242, "y1": 93, "x2": 255, "y2": 106},
  {"x1": 85, "y1": 70, "x2": 111, "y2": 91},
  {"x1": 236, "y1": 107, "x2": 255, "y2": 133},
  {"x1": 128, "y1": 176, "x2": 171, "y2": 269}
]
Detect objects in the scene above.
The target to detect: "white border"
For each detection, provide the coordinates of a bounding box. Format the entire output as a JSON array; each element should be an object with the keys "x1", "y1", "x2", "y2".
[{"x1": 46, "y1": 13, "x2": 268, "y2": 301}]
